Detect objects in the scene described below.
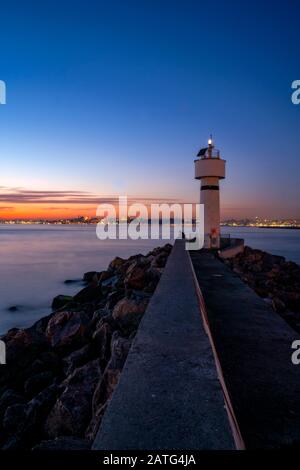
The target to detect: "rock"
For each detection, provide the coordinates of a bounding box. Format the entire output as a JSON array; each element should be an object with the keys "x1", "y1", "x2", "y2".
[
  {"x1": 91, "y1": 308, "x2": 111, "y2": 326},
  {"x1": 44, "y1": 360, "x2": 101, "y2": 438},
  {"x1": 1, "y1": 435, "x2": 25, "y2": 450},
  {"x1": 89, "y1": 333, "x2": 132, "y2": 438},
  {"x1": 2, "y1": 403, "x2": 28, "y2": 435},
  {"x1": 92, "y1": 322, "x2": 113, "y2": 369},
  {"x1": 64, "y1": 279, "x2": 81, "y2": 285},
  {"x1": 100, "y1": 274, "x2": 119, "y2": 288},
  {"x1": 112, "y1": 297, "x2": 148, "y2": 321},
  {"x1": 2, "y1": 384, "x2": 61, "y2": 448},
  {"x1": 0, "y1": 389, "x2": 25, "y2": 421},
  {"x1": 83, "y1": 271, "x2": 100, "y2": 283},
  {"x1": 124, "y1": 262, "x2": 148, "y2": 290},
  {"x1": 151, "y1": 252, "x2": 168, "y2": 268},
  {"x1": 0, "y1": 327, "x2": 48, "y2": 388},
  {"x1": 226, "y1": 245, "x2": 300, "y2": 333},
  {"x1": 73, "y1": 285, "x2": 102, "y2": 304},
  {"x1": 108, "y1": 257, "x2": 126, "y2": 271},
  {"x1": 282, "y1": 292, "x2": 300, "y2": 312},
  {"x1": 24, "y1": 371, "x2": 54, "y2": 398},
  {"x1": 85, "y1": 401, "x2": 108, "y2": 442},
  {"x1": 99, "y1": 270, "x2": 114, "y2": 282},
  {"x1": 62, "y1": 345, "x2": 92, "y2": 376},
  {"x1": 143, "y1": 266, "x2": 162, "y2": 293},
  {"x1": 8, "y1": 305, "x2": 18, "y2": 312},
  {"x1": 52, "y1": 295, "x2": 73, "y2": 311},
  {"x1": 32, "y1": 436, "x2": 91, "y2": 450},
  {"x1": 92, "y1": 332, "x2": 132, "y2": 412},
  {"x1": 271, "y1": 297, "x2": 286, "y2": 314},
  {"x1": 46, "y1": 310, "x2": 91, "y2": 351},
  {"x1": 105, "y1": 289, "x2": 126, "y2": 309},
  {"x1": 29, "y1": 351, "x2": 62, "y2": 376}
]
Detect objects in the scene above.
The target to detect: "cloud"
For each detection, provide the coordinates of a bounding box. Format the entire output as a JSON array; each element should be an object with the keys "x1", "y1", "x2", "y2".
[{"x1": 0, "y1": 187, "x2": 181, "y2": 206}]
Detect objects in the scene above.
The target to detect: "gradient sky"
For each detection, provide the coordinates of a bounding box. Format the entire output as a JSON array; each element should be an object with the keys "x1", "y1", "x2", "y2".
[{"x1": 0, "y1": 0, "x2": 299, "y2": 219}]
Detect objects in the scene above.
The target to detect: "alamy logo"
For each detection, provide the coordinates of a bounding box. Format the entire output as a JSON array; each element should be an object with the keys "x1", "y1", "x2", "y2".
[
  {"x1": 291, "y1": 80, "x2": 300, "y2": 105},
  {"x1": 0, "y1": 80, "x2": 6, "y2": 104},
  {"x1": 96, "y1": 196, "x2": 204, "y2": 250},
  {"x1": 0, "y1": 340, "x2": 6, "y2": 364},
  {"x1": 291, "y1": 340, "x2": 300, "y2": 365}
]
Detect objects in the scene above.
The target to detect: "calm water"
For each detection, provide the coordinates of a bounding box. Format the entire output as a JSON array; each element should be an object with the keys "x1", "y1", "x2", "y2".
[{"x1": 0, "y1": 224, "x2": 299, "y2": 333}]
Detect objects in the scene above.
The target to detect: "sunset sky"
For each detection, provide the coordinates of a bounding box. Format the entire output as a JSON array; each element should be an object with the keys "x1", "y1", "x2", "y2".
[{"x1": 0, "y1": 0, "x2": 299, "y2": 220}]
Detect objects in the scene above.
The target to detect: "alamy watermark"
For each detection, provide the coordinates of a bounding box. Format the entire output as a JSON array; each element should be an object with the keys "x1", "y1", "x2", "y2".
[
  {"x1": 291, "y1": 340, "x2": 300, "y2": 365},
  {"x1": 96, "y1": 196, "x2": 204, "y2": 250},
  {"x1": 0, "y1": 340, "x2": 6, "y2": 364},
  {"x1": 0, "y1": 80, "x2": 6, "y2": 104},
  {"x1": 291, "y1": 80, "x2": 300, "y2": 105}
]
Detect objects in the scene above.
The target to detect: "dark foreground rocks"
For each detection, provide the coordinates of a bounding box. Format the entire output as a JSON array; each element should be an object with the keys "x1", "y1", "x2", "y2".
[
  {"x1": 223, "y1": 246, "x2": 300, "y2": 333},
  {"x1": 0, "y1": 244, "x2": 172, "y2": 450}
]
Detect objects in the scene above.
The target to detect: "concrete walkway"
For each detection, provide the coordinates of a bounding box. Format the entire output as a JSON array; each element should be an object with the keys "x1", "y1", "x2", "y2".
[
  {"x1": 191, "y1": 250, "x2": 300, "y2": 449},
  {"x1": 93, "y1": 240, "x2": 236, "y2": 450}
]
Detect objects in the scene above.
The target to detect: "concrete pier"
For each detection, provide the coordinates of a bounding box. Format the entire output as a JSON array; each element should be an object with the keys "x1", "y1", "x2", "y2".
[
  {"x1": 191, "y1": 250, "x2": 300, "y2": 449},
  {"x1": 93, "y1": 240, "x2": 236, "y2": 450}
]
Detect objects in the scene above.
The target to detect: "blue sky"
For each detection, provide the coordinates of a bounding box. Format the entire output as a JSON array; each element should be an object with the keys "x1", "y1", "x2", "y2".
[{"x1": 0, "y1": 0, "x2": 299, "y2": 219}]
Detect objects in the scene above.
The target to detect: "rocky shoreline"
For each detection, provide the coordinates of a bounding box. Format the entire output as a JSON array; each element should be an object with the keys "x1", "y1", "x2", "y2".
[
  {"x1": 223, "y1": 246, "x2": 300, "y2": 333},
  {"x1": 0, "y1": 243, "x2": 172, "y2": 450}
]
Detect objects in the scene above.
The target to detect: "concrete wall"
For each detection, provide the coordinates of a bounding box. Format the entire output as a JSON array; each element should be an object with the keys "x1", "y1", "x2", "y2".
[{"x1": 93, "y1": 240, "x2": 237, "y2": 450}]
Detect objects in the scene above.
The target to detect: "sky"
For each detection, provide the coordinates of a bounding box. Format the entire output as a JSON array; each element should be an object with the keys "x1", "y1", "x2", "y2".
[{"x1": 0, "y1": 0, "x2": 299, "y2": 220}]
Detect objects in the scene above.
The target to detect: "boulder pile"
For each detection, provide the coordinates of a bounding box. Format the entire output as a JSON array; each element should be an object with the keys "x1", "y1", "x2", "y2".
[
  {"x1": 223, "y1": 246, "x2": 300, "y2": 332},
  {"x1": 0, "y1": 244, "x2": 172, "y2": 450}
]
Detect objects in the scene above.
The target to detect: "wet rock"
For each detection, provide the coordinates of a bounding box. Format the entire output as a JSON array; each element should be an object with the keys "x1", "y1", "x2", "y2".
[
  {"x1": 272, "y1": 297, "x2": 286, "y2": 314},
  {"x1": 24, "y1": 371, "x2": 54, "y2": 398},
  {"x1": 112, "y1": 297, "x2": 148, "y2": 321},
  {"x1": 92, "y1": 322, "x2": 113, "y2": 368},
  {"x1": 0, "y1": 389, "x2": 25, "y2": 421},
  {"x1": 46, "y1": 310, "x2": 91, "y2": 351},
  {"x1": 0, "y1": 327, "x2": 48, "y2": 388},
  {"x1": 44, "y1": 360, "x2": 101, "y2": 438},
  {"x1": 2, "y1": 403, "x2": 28, "y2": 435},
  {"x1": 151, "y1": 252, "x2": 168, "y2": 268},
  {"x1": 225, "y1": 245, "x2": 300, "y2": 333},
  {"x1": 83, "y1": 271, "x2": 100, "y2": 283},
  {"x1": 124, "y1": 262, "x2": 148, "y2": 290},
  {"x1": 85, "y1": 401, "x2": 108, "y2": 442},
  {"x1": 101, "y1": 274, "x2": 119, "y2": 289},
  {"x1": 29, "y1": 351, "x2": 62, "y2": 376},
  {"x1": 52, "y1": 295, "x2": 73, "y2": 311},
  {"x1": 62, "y1": 344, "x2": 92, "y2": 376},
  {"x1": 8, "y1": 305, "x2": 18, "y2": 312},
  {"x1": 73, "y1": 285, "x2": 102, "y2": 304},
  {"x1": 2, "y1": 385, "x2": 59, "y2": 446},
  {"x1": 91, "y1": 307, "x2": 111, "y2": 326},
  {"x1": 64, "y1": 279, "x2": 81, "y2": 285},
  {"x1": 105, "y1": 289, "x2": 126, "y2": 309},
  {"x1": 33, "y1": 436, "x2": 91, "y2": 450},
  {"x1": 1, "y1": 435, "x2": 25, "y2": 450},
  {"x1": 86, "y1": 334, "x2": 132, "y2": 440},
  {"x1": 108, "y1": 256, "x2": 126, "y2": 271},
  {"x1": 92, "y1": 332, "x2": 132, "y2": 413}
]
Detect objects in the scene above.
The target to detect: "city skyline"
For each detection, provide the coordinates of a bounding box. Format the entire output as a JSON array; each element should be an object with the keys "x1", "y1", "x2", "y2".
[{"x1": 0, "y1": 1, "x2": 299, "y2": 220}]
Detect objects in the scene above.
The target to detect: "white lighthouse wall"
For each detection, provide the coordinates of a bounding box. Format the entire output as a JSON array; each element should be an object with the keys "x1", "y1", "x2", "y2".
[
  {"x1": 200, "y1": 177, "x2": 221, "y2": 248},
  {"x1": 195, "y1": 158, "x2": 225, "y2": 180}
]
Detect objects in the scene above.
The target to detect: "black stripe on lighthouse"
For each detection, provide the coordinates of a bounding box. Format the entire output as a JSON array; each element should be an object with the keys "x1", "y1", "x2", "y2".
[{"x1": 201, "y1": 185, "x2": 219, "y2": 191}]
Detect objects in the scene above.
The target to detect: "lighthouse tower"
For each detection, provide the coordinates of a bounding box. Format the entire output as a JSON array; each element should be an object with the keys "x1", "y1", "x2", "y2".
[{"x1": 194, "y1": 136, "x2": 226, "y2": 249}]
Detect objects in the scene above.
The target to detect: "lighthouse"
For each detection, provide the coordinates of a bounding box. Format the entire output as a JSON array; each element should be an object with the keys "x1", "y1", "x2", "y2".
[{"x1": 194, "y1": 136, "x2": 226, "y2": 249}]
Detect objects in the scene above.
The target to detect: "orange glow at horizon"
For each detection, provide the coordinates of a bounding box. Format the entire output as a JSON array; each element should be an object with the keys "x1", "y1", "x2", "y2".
[{"x1": 0, "y1": 204, "x2": 99, "y2": 220}]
